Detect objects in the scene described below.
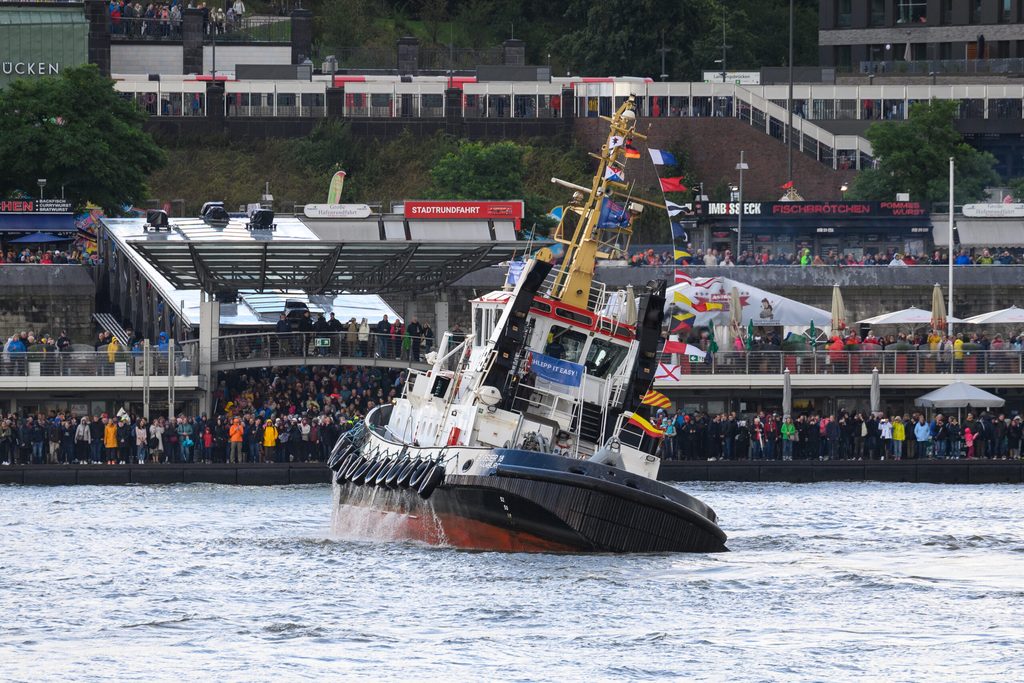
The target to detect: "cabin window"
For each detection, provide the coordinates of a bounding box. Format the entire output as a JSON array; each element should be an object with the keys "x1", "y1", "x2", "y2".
[
  {"x1": 474, "y1": 308, "x2": 483, "y2": 347},
  {"x1": 544, "y1": 325, "x2": 588, "y2": 363},
  {"x1": 585, "y1": 338, "x2": 629, "y2": 378},
  {"x1": 431, "y1": 375, "x2": 452, "y2": 398}
]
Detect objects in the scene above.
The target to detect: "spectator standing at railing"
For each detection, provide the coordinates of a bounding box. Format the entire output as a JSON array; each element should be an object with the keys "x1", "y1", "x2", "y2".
[
  {"x1": 374, "y1": 316, "x2": 390, "y2": 358},
  {"x1": 358, "y1": 318, "x2": 370, "y2": 357},
  {"x1": 232, "y1": 0, "x2": 245, "y2": 19}
]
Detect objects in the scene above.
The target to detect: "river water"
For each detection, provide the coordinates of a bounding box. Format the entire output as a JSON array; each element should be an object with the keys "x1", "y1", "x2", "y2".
[{"x1": 1, "y1": 482, "x2": 1021, "y2": 681}]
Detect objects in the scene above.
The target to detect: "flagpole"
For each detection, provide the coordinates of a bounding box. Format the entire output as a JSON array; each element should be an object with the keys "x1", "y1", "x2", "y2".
[{"x1": 948, "y1": 156, "x2": 954, "y2": 337}]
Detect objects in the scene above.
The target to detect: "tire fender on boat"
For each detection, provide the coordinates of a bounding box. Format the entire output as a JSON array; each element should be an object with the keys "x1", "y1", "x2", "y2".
[
  {"x1": 395, "y1": 458, "x2": 419, "y2": 488},
  {"x1": 373, "y1": 458, "x2": 396, "y2": 487},
  {"x1": 417, "y1": 464, "x2": 445, "y2": 499},
  {"x1": 362, "y1": 458, "x2": 388, "y2": 485},
  {"x1": 408, "y1": 460, "x2": 433, "y2": 489},
  {"x1": 341, "y1": 454, "x2": 366, "y2": 482},
  {"x1": 384, "y1": 456, "x2": 409, "y2": 488},
  {"x1": 350, "y1": 457, "x2": 376, "y2": 485},
  {"x1": 328, "y1": 444, "x2": 354, "y2": 471}
]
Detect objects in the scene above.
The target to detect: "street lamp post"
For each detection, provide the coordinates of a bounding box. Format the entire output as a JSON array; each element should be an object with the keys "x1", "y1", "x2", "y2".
[
  {"x1": 736, "y1": 151, "x2": 749, "y2": 255},
  {"x1": 840, "y1": 183, "x2": 848, "y2": 199},
  {"x1": 787, "y1": 0, "x2": 794, "y2": 183},
  {"x1": 37, "y1": 178, "x2": 46, "y2": 199}
]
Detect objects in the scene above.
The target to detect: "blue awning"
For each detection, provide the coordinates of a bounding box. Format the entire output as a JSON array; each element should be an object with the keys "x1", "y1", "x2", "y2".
[
  {"x1": 8, "y1": 232, "x2": 71, "y2": 243},
  {"x1": 0, "y1": 214, "x2": 76, "y2": 233}
]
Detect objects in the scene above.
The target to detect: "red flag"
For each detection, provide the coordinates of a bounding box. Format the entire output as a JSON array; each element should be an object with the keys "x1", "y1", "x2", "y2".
[
  {"x1": 674, "y1": 269, "x2": 691, "y2": 285},
  {"x1": 660, "y1": 177, "x2": 688, "y2": 193},
  {"x1": 781, "y1": 180, "x2": 794, "y2": 190}
]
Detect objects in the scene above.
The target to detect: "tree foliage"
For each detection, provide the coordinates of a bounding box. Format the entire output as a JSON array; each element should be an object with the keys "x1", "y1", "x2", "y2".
[
  {"x1": 0, "y1": 65, "x2": 166, "y2": 214},
  {"x1": 850, "y1": 100, "x2": 999, "y2": 204}
]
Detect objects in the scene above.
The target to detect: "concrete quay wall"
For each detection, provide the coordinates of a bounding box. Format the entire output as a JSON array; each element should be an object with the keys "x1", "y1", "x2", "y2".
[{"x1": 2, "y1": 460, "x2": 1020, "y2": 486}]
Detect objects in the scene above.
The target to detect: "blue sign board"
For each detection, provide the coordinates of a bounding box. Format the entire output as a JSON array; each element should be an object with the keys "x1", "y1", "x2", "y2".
[{"x1": 530, "y1": 352, "x2": 584, "y2": 387}]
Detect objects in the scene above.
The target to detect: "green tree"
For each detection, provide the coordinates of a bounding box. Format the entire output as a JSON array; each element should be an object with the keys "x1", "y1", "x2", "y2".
[
  {"x1": 850, "y1": 100, "x2": 998, "y2": 204},
  {"x1": 430, "y1": 140, "x2": 525, "y2": 199},
  {"x1": 0, "y1": 65, "x2": 166, "y2": 213}
]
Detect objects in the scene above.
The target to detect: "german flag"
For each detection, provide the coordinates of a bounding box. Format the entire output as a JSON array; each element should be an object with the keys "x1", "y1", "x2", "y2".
[
  {"x1": 627, "y1": 413, "x2": 665, "y2": 438},
  {"x1": 641, "y1": 390, "x2": 672, "y2": 410},
  {"x1": 623, "y1": 138, "x2": 641, "y2": 159}
]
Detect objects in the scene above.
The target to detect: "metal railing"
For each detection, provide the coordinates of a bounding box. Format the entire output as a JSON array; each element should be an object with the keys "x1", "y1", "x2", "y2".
[
  {"x1": 859, "y1": 58, "x2": 1024, "y2": 76},
  {"x1": 110, "y1": 15, "x2": 289, "y2": 43},
  {"x1": 0, "y1": 351, "x2": 191, "y2": 377},
  {"x1": 212, "y1": 331, "x2": 437, "y2": 365},
  {"x1": 660, "y1": 350, "x2": 1024, "y2": 376}
]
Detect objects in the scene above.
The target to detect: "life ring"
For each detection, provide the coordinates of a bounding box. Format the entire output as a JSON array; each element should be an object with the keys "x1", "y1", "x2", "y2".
[
  {"x1": 384, "y1": 456, "x2": 410, "y2": 488},
  {"x1": 373, "y1": 458, "x2": 397, "y2": 487},
  {"x1": 328, "y1": 444, "x2": 354, "y2": 471},
  {"x1": 417, "y1": 464, "x2": 445, "y2": 499},
  {"x1": 395, "y1": 458, "x2": 420, "y2": 488},
  {"x1": 342, "y1": 454, "x2": 366, "y2": 482},
  {"x1": 350, "y1": 457, "x2": 375, "y2": 485},
  {"x1": 408, "y1": 460, "x2": 433, "y2": 489}
]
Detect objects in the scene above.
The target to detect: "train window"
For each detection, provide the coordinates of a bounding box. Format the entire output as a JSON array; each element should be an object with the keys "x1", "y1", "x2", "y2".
[
  {"x1": 544, "y1": 325, "x2": 587, "y2": 363},
  {"x1": 585, "y1": 339, "x2": 628, "y2": 378}
]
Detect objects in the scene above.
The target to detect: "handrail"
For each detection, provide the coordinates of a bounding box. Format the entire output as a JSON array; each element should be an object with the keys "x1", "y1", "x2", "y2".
[
  {"x1": 657, "y1": 349, "x2": 1024, "y2": 376},
  {"x1": 208, "y1": 331, "x2": 437, "y2": 367}
]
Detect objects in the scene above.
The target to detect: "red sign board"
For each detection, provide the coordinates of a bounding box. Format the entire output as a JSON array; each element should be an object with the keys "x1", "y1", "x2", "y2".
[{"x1": 404, "y1": 201, "x2": 524, "y2": 228}]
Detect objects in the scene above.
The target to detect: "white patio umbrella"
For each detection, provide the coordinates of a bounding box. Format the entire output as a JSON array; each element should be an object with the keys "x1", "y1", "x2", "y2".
[
  {"x1": 963, "y1": 305, "x2": 1024, "y2": 325},
  {"x1": 858, "y1": 307, "x2": 964, "y2": 326},
  {"x1": 830, "y1": 283, "x2": 847, "y2": 332},
  {"x1": 914, "y1": 382, "x2": 1005, "y2": 409}
]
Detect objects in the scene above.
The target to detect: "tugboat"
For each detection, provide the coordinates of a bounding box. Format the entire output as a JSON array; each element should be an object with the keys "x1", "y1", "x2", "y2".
[{"x1": 328, "y1": 97, "x2": 726, "y2": 552}]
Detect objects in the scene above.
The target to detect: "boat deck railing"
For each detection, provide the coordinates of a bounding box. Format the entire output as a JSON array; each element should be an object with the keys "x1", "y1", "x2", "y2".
[{"x1": 659, "y1": 349, "x2": 1024, "y2": 375}]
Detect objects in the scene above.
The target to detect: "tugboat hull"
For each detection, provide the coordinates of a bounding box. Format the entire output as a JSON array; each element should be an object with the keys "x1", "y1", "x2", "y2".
[{"x1": 332, "y1": 446, "x2": 728, "y2": 553}]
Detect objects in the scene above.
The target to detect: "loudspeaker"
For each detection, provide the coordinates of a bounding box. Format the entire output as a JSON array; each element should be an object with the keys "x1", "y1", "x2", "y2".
[{"x1": 247, "y1": 209, "x2": 276, "y2": 231}]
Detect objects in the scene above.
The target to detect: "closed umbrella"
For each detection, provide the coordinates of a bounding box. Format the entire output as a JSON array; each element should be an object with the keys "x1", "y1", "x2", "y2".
[
  {"x1": 930, "y1": 283, "x2": 947, "y2": 331},
  {"x1": 782, "y1": 368, "x2": 792, "y2": 416},
  {"x1": 830, "y1": 283, "x2": 847, "y2": 332},
  {"x1": 729, "y1": 286, "x2": 742, "y2": 348},
  {"x1": 870, "y1": 367, "x2": 881, "y2": 415}
]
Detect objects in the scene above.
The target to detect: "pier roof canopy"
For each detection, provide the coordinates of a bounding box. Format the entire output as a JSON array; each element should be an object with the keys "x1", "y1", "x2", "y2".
[{"x1": 102, "y1": 215, "x2": 522, "y2": 295}]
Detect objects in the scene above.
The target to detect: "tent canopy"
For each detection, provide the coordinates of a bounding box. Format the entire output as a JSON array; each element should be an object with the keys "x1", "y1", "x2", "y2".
[
  {"x1": 666, "y1": 275, "x2": 830, "y2": 328},
  {"x1": 963, "y1": 305, "x2": 1024, "y2": 325},
  {"x1": 914, "y1": 382, "x2": 1006, "y2": 409},
  {"x1": 7, "y1": 232, "x2": 70, "y2": 243},
  {"x1": 858, "y1": 306, "x2": 964, "y2": 326}
]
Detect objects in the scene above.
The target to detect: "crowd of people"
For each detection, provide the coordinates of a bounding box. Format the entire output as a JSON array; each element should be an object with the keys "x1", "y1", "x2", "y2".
[
  {"x1": 0, "y1": 365, "x2": 404, "y2": 466},
  {"x1": 630, "y1": 246, "x2": 1024, "y2": 267},
  {"x1": 0, "y1": 247, "x2": 97, "y2": 265},
  {"x1": 655, "y1": 409, "x2": 1024, "y2": 462},
  {"x1": 108, "y1": 1, "x2": 250, "y2": 37}
]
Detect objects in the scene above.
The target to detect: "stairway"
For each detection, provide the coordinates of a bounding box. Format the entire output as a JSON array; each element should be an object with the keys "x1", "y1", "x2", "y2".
[{"x1": 92, "y1": 313, "x2": 132, "y2": 347}]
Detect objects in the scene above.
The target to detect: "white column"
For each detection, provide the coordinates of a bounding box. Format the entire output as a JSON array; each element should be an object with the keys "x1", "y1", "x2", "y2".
[{"x1": 198, "y1": 294, "x2": 221, "y2": 416}]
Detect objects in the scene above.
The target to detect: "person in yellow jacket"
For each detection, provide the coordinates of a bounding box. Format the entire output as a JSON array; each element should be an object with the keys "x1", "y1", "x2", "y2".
[
  {"x1": 106, "y1": 336, "x2": 120, "y2": 369},
  {"x1": 891, "y1": 416, "x2": 906, "y2": 460},
  {"x1": 953, "y1": 334, "x2": 964, "y2": 366},
  {"x1": 262, "y1": 419, "x2": 279, "y2": 463},
  {"x1": 103, "y1": 417, "x2": 119, "y2": 464}
]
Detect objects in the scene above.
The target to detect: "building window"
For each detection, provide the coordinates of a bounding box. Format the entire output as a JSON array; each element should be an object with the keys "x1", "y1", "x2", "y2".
[
  {"x1": 942, "y1": 0, "x2": 954, "y2": 23},
  {"x1": 1003, "y1": 0, "x2": 1013, "y2": 23},
  {"x1": 897, "y1": 1, "x2": 927, "y2": 24},
  {"x1": 970, "y1": 0, "x2": 983, "y2": 23},
  {"x1": 871, "y1": 0, "x2": 886, "y2": 26},
  {"x1": 838, "y1": 0, "x2": 852, "y2": 28}
]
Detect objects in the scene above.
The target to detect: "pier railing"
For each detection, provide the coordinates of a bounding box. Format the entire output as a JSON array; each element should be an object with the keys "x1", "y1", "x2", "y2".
[
  {"x1": 660, "y1": 349, "x2": 1024, "y2": 376},
  {"x1": 0, "y1": 351, "x2": 191, "y2": 377},
  {"x1": 212, "y1": 331, "x2": 439, "y2": 367}
]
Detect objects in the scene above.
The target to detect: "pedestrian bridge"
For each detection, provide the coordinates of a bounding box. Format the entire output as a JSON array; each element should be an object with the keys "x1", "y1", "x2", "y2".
[{"x1": 187, "y1": 332, "x2": 433, "y2": 374}]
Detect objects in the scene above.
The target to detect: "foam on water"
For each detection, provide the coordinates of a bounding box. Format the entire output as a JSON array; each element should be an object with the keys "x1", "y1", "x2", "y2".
[{"x1": 1, "y1": 482, "x2": 1022, "y2": 681}]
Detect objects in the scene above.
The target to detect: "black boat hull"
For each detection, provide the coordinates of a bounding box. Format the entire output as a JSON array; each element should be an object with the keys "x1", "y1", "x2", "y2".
[{"x1": 332, "y1": 448, "x2": 728, "y2": 553}]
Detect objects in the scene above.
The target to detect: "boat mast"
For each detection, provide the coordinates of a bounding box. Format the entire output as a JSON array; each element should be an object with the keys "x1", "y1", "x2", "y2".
[{"x1": 550, "y1": 96, "x2": 644, "y2": 311}]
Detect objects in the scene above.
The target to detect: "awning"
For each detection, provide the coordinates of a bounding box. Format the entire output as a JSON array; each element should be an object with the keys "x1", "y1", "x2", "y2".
[
  {"x1": 954, "y1": 219, "x2": 1024, "y2": 247},
  {"x1": 0, "y1": 214, "x2": 76, "y2": 233},
  {"x1": 8, "y1": 232, "x2": 70, "y2": 243}
]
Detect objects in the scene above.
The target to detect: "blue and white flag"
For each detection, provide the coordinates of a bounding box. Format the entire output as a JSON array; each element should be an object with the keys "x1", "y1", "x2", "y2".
[
  {"x1": 505, "y1": 261, "x2": 526, "y2": 286},
  {"x1": 604, "y1": 165, "x2": 625, "y2": 182},
  {"x1": 671, "y1": 222, "x2": 688, "y2": 241},
  {"x1": 665, "y1": 200, "x2": 685, "y2": 216},
  {"x1": 530, "y1": 352, "x2": 584, "y2": 387},
  {"x1": 648, "y1": 149, "x2": 678, "y2": 166}
]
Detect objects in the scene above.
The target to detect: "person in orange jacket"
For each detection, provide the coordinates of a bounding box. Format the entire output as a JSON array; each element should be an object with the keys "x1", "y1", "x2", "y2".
[{"x1": 229, "y1": 417, "x2": 244, "y2": 463}]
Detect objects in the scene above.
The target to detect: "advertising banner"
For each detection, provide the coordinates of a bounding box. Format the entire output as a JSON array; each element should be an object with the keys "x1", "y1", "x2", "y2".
[
  {"x1": 530, "y1": 351, "x2": 583, "y2": 387},
  {"x1": 404, "y1": 200, "x2": 524, "y2": 227}
]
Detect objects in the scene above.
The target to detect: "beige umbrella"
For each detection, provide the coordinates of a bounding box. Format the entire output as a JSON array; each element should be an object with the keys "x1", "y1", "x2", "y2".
[
  {"x1": 729, "y1": 286, "x2": 742, "y2": 347},
  {"x1": 930, "y1": 283, "x2": 947, "y2": 332},
  {"x1": 830, "y1": 283, "x2": 847, "y2": 332}
]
